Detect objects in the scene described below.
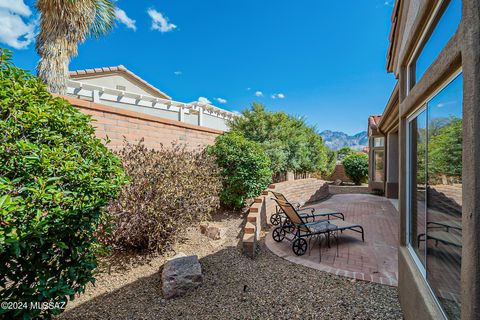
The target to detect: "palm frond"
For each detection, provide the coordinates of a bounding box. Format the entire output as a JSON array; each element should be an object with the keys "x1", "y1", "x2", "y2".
[{"x1": 89, "y1": 0, "x2": 116, "y2": 38}]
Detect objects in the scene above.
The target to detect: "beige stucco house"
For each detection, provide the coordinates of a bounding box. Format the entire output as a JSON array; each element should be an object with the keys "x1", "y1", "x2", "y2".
[
  {"x1": 368, "y1": 0, "x2": 479, "y2": 319},
  {"x1": 67, "y1": 65, "x2": 235, "y2": 131}
]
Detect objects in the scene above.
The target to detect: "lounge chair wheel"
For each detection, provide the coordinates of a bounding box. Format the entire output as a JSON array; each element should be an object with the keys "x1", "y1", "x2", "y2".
[
  {"x1": 292, "y1": 238, "x2": 308, "y2": 256},
  {"x1": 270, "y1": 213, "x2": 281, "y2": 226},
  {"x1": 283, "y1": 220, "x2": 295, "y2": 233},
  {"x1": 272, "y1": 227, "x2": 286, "y2": 242}
]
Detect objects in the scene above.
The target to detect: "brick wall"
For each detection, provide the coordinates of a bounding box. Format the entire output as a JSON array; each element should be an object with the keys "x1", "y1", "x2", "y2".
[
  {"x1": 329, "y1": 164, "x2": 352, "y2": 182},
  {"x1": 60, "y1": 95, "x2": 223, "y2": 150},
  {"x1": 242, "y1": 178, "x2": 330, "y2": 258}
]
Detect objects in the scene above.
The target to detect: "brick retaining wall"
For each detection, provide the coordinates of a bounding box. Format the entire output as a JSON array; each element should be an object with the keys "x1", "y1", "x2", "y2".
[
  {"x1": 329, "y1": 185, "x2": 370, "y2": 194},
  {"x1": 242, "y1": 178, "x2": 329, "y2": 258},
  {"x1": 329, "y1": 164, "x2": 352, "y2": 182},
  {"x1": 60, "y1": 95, "x2": 223, "y2": 150}
]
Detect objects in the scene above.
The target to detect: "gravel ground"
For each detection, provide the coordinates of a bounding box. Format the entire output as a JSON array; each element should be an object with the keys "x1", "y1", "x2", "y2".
[{"x1": 58, "y1": 213, "x2": 403, "y2": 320}]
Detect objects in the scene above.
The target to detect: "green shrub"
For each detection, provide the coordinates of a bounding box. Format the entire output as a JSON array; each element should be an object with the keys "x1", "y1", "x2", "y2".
[
  {"x1": 209, "y1": 132, "x2": 272, "y2": 208},
  {"x1": 228, "y1": 103, "x2": 332, "y2": 176},
  {"x1": 107, "y1": 142, "x2": 222, "y2": 252},
  {"x1": 0, "y1": 49, "x2": 126, "y2": 319},
  {"x1": 337, "y1": 147, "x2": 355, "y2": 160},
  {"x1": 342, "y1": 153, "x2": 369, "y2": 185},
  {"x1": 324, "y1": 148, "x2": 337, "y2": 178},
  {"x1": 428, "y1": 117, "x2": 462, "y2": 179}
]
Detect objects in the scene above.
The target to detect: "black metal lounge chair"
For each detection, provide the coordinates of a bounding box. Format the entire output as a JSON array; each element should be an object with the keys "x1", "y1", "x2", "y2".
[
  {"x1": 417, "y1": 220, "x2": 462, "y2": 248},
  {"x1": 269, "y1": 191, "x2": 344, "y2": 226},
  {"x1": 418, "y1": 231, "x2": 462, "y2": 248},
  {"x1": 271, "y1": 199, "x2": 364, "y2": 256}
]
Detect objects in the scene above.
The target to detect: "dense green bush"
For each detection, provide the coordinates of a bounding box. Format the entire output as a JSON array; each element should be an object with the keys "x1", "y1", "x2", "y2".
[
  {"x1": 337, "y1": 147, "x2": 355, "y2": 160},
  {"x1": 107, "y1": 142, "x2": 222, "y2": 252},
  {"x1": 228, "y1": 103, "x2": 332, "y2": 176},
  {"x1": 209, "y1": 132, "x2": 272, "y2": 208},
  {"x1": 0, "y1": 49, "x2": 126, "y2": 319},
  {"x1": 428, "y1": 118, "x2": 462, "y2": 180},
  {"x1": 324, "y1": 148, "x2": 338, "y2": 178},
  {"x1": 342, "y1": 153, "x2": 369, "y2": 185}
]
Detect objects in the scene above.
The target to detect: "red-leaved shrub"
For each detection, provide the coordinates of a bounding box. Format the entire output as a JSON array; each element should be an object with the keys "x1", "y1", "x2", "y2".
[{"x1": 107, "y1": 141, "x2": 222, "y2": 252}]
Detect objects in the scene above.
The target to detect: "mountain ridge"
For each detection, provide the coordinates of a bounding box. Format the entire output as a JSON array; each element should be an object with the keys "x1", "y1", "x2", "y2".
[{"x1": 320, "y1": 130, "x2": 368, "y2": 151}]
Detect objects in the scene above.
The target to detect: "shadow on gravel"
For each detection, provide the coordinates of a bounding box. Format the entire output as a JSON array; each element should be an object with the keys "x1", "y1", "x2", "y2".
[{"x1": 59, "y1": 240, "x2": 403, "y2": 320}]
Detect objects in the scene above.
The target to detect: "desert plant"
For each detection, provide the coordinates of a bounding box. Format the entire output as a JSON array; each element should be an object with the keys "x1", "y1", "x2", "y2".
[
  {"x1": 0, "y1": 48, "x2": 126, "y2": 319},
  {"x1": 36, "y1": 0, "x2": 116, "y2": 93},
  {"x1": 209, "y1": 132, "x2": 272, "y2": 208},
  {"x1": 342, "y1": 153, "x2": 369, "y2": 185},
  {"x1": 107, "y1": 142, "x2": 222, "y2": 252}
]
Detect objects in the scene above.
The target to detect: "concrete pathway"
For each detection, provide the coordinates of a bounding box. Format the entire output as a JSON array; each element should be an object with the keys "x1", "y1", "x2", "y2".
[{"x1": 265, "y1": 194, "x2": 399, "y2": 286}]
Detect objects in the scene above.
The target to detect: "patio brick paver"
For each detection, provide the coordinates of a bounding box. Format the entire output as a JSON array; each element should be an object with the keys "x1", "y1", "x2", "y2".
[{"x1": 265, "y1": 193, "x2": 399, "y2": 286}]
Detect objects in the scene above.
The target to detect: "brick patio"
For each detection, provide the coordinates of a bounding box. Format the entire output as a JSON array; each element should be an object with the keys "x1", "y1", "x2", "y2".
[{"x1": 265, "y1": 193, "x2": 399, "y2": 286}]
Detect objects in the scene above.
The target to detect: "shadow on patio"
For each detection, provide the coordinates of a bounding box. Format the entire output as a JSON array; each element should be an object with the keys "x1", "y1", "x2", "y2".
[{"x1": 266, "y1": 194, "x2": 399, "y2": 286}]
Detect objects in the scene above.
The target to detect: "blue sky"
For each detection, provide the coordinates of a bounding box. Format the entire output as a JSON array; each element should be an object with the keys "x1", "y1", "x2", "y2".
[{"x1": 1, "y1": 0, "x2": 398, "y2": 135}]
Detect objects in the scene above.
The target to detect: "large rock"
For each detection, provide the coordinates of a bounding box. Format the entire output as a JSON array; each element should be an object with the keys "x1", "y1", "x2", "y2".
[
  {"x1": 161, "y1": 253, "x2": 203, "y2": 299},
  {"x1": 200, "y1": 223, "x2": 226, "y2": 240}
]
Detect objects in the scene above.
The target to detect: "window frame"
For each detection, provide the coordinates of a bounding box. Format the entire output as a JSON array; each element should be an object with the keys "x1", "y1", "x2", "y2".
[
  {"x1": 406, "y1": 0, "x2": 457, "y2": 95},
  {"x1": 406, "y1": 105, "x2": 428, "y2": 277},
  {"x1": 374, "y1": 137, "x2": 385, "y2": 148},
  {"x1": 405, "y1": 69, "x2": 463, "y2": 319},
  {"x1": 373, "y1": 149, "x2": 385, "y2": 182}
]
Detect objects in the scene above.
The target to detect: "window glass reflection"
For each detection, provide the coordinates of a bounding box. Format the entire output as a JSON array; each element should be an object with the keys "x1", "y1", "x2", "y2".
[
  {"x1": 415, "y1": 0, "x2": 461, "y2": 83},
  {"x1": 409, "y1": 109, "x2": 427, "y2": 267},
  {"x1": 374, "y1": 150, "x2": 384, "y2": 182},
  {"x1": 426, "y1": 74, "x2": 462, "y2": 319}
]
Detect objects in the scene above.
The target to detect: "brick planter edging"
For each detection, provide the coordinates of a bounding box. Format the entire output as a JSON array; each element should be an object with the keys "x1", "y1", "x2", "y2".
[{"x1": 242, "y1": 178, "x2": 330, "y2": 258}]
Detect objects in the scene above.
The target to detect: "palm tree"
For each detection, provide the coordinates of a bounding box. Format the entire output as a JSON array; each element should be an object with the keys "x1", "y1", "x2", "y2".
[{"x1": 36, "y1": 0, "x2": 116, "y2": 94}]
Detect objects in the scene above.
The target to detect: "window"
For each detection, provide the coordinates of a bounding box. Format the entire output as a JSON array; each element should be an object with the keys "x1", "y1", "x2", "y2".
[
  {"x1": 407, "y1": 108, "x2": 427, "y2": 268},
  {"x1": 407, "y1": 0, "x2": 461, "y2": 91},
  {"x1": 407, "y1": 73, "x2": 462, "y2": 319},
  {"x1": 374, "y1": 137, "x2": 384, "y2": 148},
  {"x1": 426, "y1": 74, "x2": 462, "y2": 319},
  {"x1": 374, "y1": 150, "x2": 384, "y2": 182}
]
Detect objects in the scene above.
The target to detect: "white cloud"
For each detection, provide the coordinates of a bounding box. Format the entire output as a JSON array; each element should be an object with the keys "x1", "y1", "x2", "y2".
[
  {"x1": 0, "y1": 1, "x2": 36, "y2": 50},
  {"x1": 215, "y1": 97, "x2": 227, "y2": 104},
  {"x1": 147, "y1": 8, "x2": 177, "y2": 33},
  {"x1": 271, "y1": 93, "x2": 285, "y2": 99},
  {"x1": 0, "y1": 0, "x2": 31, "y2": 16},
  {"x1": 115, "y1": 7, "x2": 136, "y2": 31},
  {"x1": 198, "y1": 96, "x2": 211, "y2": 104},
  {"x1": 435, "y1": 100, "x2": 457, "y2": 108},
  {"x1": 255, "y1": 91, "x2": 263, "y2": 97},
  {"x1": 246, "y1": 87, "x2": 251, "y2": 91},
  {"x1": 174, "y1": 70, "x2": 182, "y2": 75},
  {"x1": 383, "y1": 0, "x2": 394, "y2": 6}
]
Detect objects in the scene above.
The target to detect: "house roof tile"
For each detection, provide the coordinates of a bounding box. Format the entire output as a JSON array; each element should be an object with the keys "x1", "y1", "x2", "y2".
[{"x1": 69, "y1": 65, "x2": 171, "y2": 100}]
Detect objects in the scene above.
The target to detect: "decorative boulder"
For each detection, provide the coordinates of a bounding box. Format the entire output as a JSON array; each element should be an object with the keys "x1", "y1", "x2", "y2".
[
  {"x1": 200, "y1": 223, "x2": 226, "y2": 240},
  {"x1": 161, "y1": 253, "x2": 203, "y2": 299}
]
